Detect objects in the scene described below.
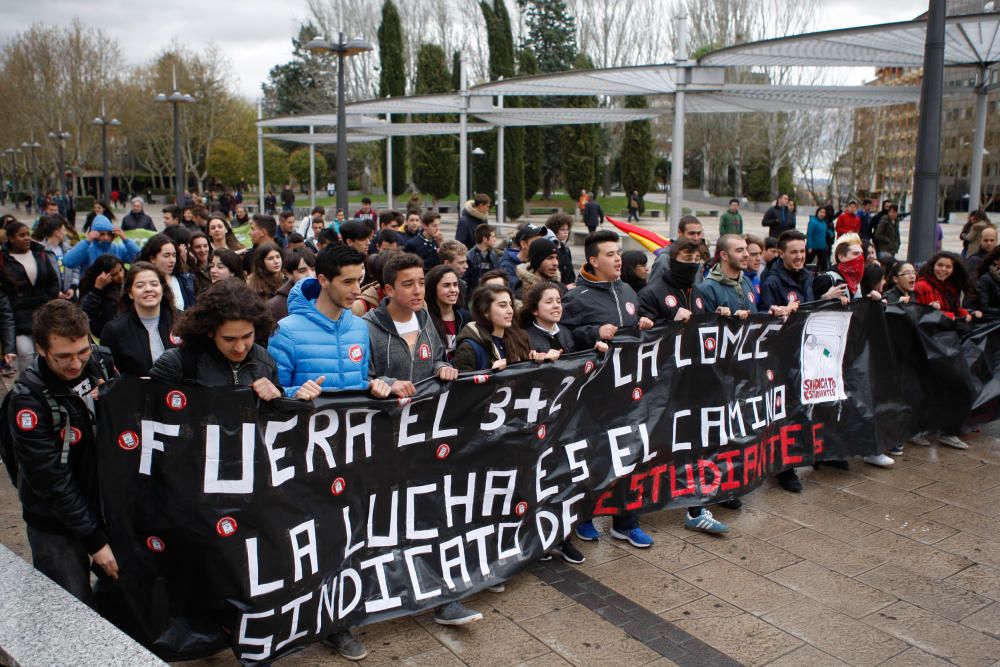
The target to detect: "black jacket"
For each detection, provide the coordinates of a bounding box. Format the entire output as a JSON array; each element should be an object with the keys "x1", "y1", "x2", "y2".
[
  {"x1": 3, "y1": 242, "x2": 62, "y2": 334},
  {"x1": 561, "y1": 267, "x2": 641, "y2": 349},
  {"x1": 0, "y1": 291, "x2": 14, "y2": 356},
  {"x1": 80, "y1": 287, "x2": 120, "y2": 339},
  {"x1": 9, "y1": 354, "x2": 115, "y2": 553},
  {"x1": 403, "y1": 233, "x2": 440, "y2": 271},
  {"x1": 527, "y1": 323, "x2": 576, "y2": 353},
  {"x1": 762, "y1": 205, "x2": 794, "y2": 237},
  {"x1": 582, "y1": 200, "x2": 604, "y2": 230},
  {"x1": 121, "y1": 211, "x2": 156, "y2": 232},
  {"x1": 638, "y1": 272, "x2": 706, "y2": 324},
  {"x1": 149, "y1": 343, "x2": 281, "y2": 388},
  {"x1": 976, "y1": 272, "x2": 1000, "y2": 318},
  {"x1": 555, "y1": 241, "x2": 576, "y2": 285},
  {"x1": 101, "y1": 309, "x2": 177, "y2": 377},
  {"x1": 759, "y1": 259, "x2": 815, "y2": 310}
]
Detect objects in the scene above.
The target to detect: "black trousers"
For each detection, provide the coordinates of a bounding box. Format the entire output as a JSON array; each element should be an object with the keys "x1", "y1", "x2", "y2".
[{"x1": 26, "y1": 524, "x2": 94, "y2": 606}]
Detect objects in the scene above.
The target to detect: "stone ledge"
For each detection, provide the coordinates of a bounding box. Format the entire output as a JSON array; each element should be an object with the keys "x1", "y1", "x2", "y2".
[{"x1": 0, "y1": 543, "x2": 165, "y2": 667}]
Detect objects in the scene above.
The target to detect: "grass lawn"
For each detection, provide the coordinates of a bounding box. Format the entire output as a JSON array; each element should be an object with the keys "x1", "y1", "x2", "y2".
[{"x1": 304, "y1": 192, "x2": 668, "y2": 215}]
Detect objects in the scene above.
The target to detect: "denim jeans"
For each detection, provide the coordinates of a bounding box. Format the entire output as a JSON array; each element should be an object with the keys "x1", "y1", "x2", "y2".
[{"x1": 26, "y1": 525, "x2": 93, "y2": 606}]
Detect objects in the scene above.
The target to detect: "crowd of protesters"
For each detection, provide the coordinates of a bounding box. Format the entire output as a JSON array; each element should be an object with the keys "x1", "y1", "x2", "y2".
[{"x1": 1, "y1": 187, "x2": 998, "y2": 665}]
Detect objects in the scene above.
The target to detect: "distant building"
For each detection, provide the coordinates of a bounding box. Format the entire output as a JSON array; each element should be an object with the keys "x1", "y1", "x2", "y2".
[{"x1": 852, "y1": 0, "x2": 1000, "y2": 214}]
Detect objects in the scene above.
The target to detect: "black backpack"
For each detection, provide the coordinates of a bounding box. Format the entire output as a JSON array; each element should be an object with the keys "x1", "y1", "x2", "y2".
[{"x1": 0, "y1": 347, "x2": 113, "y2": 487}]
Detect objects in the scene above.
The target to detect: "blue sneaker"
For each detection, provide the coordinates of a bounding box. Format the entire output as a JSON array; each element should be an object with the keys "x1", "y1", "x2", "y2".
[
  {"x1": 684, "y1": 508, "x2": 729, "y2": 535},
  {"x1": 609, "y1": 526, "x2": 654, "y2": 548},
  {"x1": 575, "y1": 520, "x2": 599, "y2": 541}
]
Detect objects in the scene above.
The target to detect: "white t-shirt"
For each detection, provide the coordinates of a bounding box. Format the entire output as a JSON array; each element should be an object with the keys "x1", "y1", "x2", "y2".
[
  {"x1": 393, "y1": 313, "x2": 420, "y2": 337},
  {"x1": 10, "y1": 251, "x2": 37, "y2": 285}
]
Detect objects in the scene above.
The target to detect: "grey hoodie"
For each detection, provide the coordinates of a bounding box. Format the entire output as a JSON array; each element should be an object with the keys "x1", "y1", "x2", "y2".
[{"x1": 363, "y1": 302, "x2": 452, "y2": 384}]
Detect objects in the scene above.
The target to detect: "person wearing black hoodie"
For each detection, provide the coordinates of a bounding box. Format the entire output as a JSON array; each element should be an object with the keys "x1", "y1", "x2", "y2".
[
  {"x1": 561, "y1": 230, "x2": 655, "y2": 548},
  {"x1": 638, "y1": 239, "x2": 707, "y2": 322}
]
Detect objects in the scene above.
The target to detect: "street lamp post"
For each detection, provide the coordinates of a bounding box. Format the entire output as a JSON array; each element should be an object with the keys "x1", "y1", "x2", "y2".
[
  {"x1": 4, "y1": 148, "x2": 21, "y2": 209},
  {"x1": 470, "y1": 146, "x2": 485, "y2": 199},
  {"x1": 92, "y1": 101, "x2": 121, "y2": 202},
  {"x1": 48, "y1": 122, "x2": 71, "y2": 199},
  {"x1": 21, "y1": 133, "x2": 41, "y2": 209},
  {"x1": 154, "y1": 66, "x2": 195, "y2": 207},
  {"x1": 304, "y1": 33, "x2": 373, "y2": 216}
]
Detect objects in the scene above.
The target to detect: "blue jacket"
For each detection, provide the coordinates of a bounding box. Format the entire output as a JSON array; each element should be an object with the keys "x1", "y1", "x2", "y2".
[
  {"x1": 268, "y1": 278, "x2": 371, "y2": 396},
  {"x1": 806, "y1": 215, "x2": 833, "y2": 251},
  {"x1": 499, "y1": 248, "x2": 522, "y2": 291},
  {"x1": 759, "y1": 259, "x2": 814, "y2": 310},
  {"x1": 63, "y1": 237, "x2": 140, "y2": 272}
]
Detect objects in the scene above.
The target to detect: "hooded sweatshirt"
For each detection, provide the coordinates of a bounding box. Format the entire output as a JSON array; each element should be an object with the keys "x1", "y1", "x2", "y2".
[
  {"x1": 698, "y1": 263, "x2": 758, "y2": 313},
  {"x1": 363, "y1": 302, "x2": 451, "y2": 385},
  {"x1": 268, "y1": 277, "x2": 371, "y2": 396},
  {"x1": 561, "y1": 265, "x2": 641, "y2": 349}
]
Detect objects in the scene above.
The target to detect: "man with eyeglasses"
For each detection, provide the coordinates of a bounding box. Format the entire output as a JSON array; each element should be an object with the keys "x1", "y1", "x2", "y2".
[
  {"x1": 4, "y1": 300, "x2": 118, "y2": 605},
  {"x1": 62, "y1": 215, "x2": 140, "y2": 275}
]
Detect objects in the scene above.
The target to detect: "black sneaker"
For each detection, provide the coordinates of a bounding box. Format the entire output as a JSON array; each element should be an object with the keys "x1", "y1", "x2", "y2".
[
  {"x1": 327, "y1": 630, "x2": 367, "y2": 661},
  {"x1": 551, "y1": 539, "x2": 586, "y2": 564},
  {"x1": 717, "y1": 498, "x2": 743, "y2": 509},
  {"x1": 434, "y1": 601, "x2": 483, "y2": 626},
  {"x1": 776, "y1": 468, "x2": 802, "y2": 493}
]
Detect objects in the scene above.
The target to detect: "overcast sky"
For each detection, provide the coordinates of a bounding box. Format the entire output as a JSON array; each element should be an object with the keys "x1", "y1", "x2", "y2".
[{"x1": 1, "y1": 0, "x2": 928, "y2": 100}]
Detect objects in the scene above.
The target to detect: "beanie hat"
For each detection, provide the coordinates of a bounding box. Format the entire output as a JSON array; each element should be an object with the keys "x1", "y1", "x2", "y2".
[
  {"x1": 528, "y1": 237, "x2": 558, "y2": 271},
  {"x1": 91, "y1": 215, "x2": 114, "y2": 232}
]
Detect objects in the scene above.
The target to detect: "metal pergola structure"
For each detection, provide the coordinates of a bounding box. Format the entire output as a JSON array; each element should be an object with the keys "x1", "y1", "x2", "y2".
[
  {"x1": 701, "y1": 10, "x2": 1000, "y2": 221},
  {"x1": 257, "y1": 16, "x2": 926, "y2": 234}
]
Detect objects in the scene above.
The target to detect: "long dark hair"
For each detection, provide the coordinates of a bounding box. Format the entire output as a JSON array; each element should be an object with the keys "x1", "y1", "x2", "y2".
[
  {"x1": 248, "y1": 242, "x2": 286, "y2": 298},
  {"x1": 621, "y1": 250, "x2": 648, "y2": 293},
  {"x1": 426, "y1": 264, "x2": 461, "y2": 343},
  {"x1": 469, "y1": 284, "x2": 530, "y2": 363},
  {"x1": 120, "y1": 261, "x2": 175, "y2": 314},
  {"x1": 918, "y1": 251, "x2": 970, "y2": 292},
  {"x1": 173, "y1": 278, "x2": 274, "y2": 347},
  {"x1": 211, "y1": 248, "x2": 247, "y2": 281},
  {"x1": 79, "y1": 254, "x2": 124, "y2": 298},
  {"x1": 980, "y1": 246, "x2": 1000, "y2": 279},
  {"x1": 138, "y1": 234, "x2": 179, "y2": 275}
]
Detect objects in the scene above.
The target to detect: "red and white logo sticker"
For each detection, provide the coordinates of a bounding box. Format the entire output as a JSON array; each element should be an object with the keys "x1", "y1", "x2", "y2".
[
  {"x1": 348, "y1": 344, "x2": 363, "y2": 363},
  {"x1": 696, "y1": 297, "x2": 704, "y2": 310},
  {"x1": 146, "y1": 536, "x2": 166, "y2": 553},
  {"x1": 15, "y1": 409, "x2": 38, "y2": 431},
  {"x1": 583, "y1": 360, "x2": 595, "y2": 374},
  {"x1": 165, "y1": 390, "x2": 187, "y2": 411},
  {"x1": 787, "y1": 292, "x2": 799, "y2": 303},
  {"x1": 397, "y1": 396, "x2": 411, "y2": 406},
  {"x1": 118, "y1": 431, "x2": 139, "y2": 451},
  {"x1": 537, "y1": 424, "x2": 547, "y2": 439},
  {"x1": 625, "y1": 302, "x2": 636, "y2": 315},
  {"x1": 704, "y1": 338, "x2": 717, "y2": 352},
  {"x1": 766, "y1": 369, "x2": 775, "y2": 382},
  {"x1": 169, "y1": 333, "x2": 183, "y2": 346},
  {"x1": 473, "y1": 374, "x2": 489, "y2": 384},
  {"x1": 514, "y1": 501, "x2": 528, "y2": 516},
  {"x1": 59, "y1": 427, "x2": 82, "y2": 445},
  {"x1": 216, "y1": 516, "x2": 238, "y2": 537},
  {"x1": 665, "y1": 294, "x2": 678, "y2": 308},
  {"x1": 418, "y1": 343, "x2": 431, "y2": 360},
  {"x1": 435, "y1": 443, "x2": 451, "y2": 460},
  {"x1": 748, "y1": 291, "x2": 756, "y2": 303},
  {"x1": 632, "y1": 387, "x2": 643, "y2": 401},
  {"x1": 330, "y1": 477, "x2": 346, "y2": 496}
]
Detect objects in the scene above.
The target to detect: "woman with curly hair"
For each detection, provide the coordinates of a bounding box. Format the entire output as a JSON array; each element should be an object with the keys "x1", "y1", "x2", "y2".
[
  {"x1": 914, "y1": 251, "x2": 981, "y2": 322},
  {"x1": 150, "y1": 278, "x2": 292, "y2": 400}
]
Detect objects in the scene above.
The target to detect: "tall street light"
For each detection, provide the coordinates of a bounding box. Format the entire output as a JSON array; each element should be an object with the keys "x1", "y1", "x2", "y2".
[
  {"x1": 5, "y1": 148, "x2": 21, "y2": 209},
  {"x1": 304, "y1": 33, "x2": 373, "y2": 216},
  {"x1": 21, "y1": 133, "x2": 41, "y2": 208},
  {"x1": 92, "y1": 101, "x2": 121, "y2": 202},
  {"x1": 48, "y1": 122, "x2": 71, "y2": 198},
  {"x1": 154, "y1": 66, "x2": 195, "y2": 207}
]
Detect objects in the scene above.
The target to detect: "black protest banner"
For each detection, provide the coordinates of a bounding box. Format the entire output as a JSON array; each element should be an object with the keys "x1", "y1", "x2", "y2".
[{"x1": 93, "y1": 300, "x2": 978, "y2": 662}]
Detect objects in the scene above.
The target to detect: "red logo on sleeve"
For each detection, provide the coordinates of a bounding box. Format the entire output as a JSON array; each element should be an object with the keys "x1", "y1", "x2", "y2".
[
  {"x1": 625, "y1": 302, "x2": 636, "y2": 315},
  {"x1": 15, "y1": 409, "x2": 38, "y2": 431},
  {"x1": 665, "y1": 295, "x2": 678, "y2": 308},
  {"x1": 348, "y1": 345, "x2": 363, "y2": 362},
  {"x1": 787, "y1": 292, "x2": 799, "y2": 303}
]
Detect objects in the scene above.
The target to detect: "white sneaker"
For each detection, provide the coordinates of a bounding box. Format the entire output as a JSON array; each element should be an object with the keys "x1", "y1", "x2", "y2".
[
  {"x1": 909, "y1": 435, "x2": 932, "y2": 446},
  {"x1": 938, "y1": 435, "x2": 969, "y2": 450},
  {"x1": 863, "y1": 453, "x2": 895, "y2": 468}
]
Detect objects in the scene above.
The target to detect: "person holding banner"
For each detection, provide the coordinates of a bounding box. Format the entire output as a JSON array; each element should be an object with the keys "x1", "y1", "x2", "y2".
[
  {"x1": 100, "y1": 262, "x2": 177, "y2": 378},
  {"x1": 698, "y1": 235, "x2": 759, "y2": 318},
  {"x1": 975, "y1": 247, "x2": 1000, "y2": 317},
  {"x1": 914, "y1": 252, "x2": 978, "y2": 323},
  {"x1": 562, "y1": 230, "x2": 656, "y2": 548},
  {"x1": 884, "y1": 261, "x2": 916, "y2": 304},
  {"x1": 363, "y1": 253, "x2": 486, "y2": 628}
]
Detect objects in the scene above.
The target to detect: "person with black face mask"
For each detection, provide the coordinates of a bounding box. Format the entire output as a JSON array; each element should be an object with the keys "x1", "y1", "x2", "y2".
[{"x1": 637, "y1": 239, "x2": 707, "y2": 322}]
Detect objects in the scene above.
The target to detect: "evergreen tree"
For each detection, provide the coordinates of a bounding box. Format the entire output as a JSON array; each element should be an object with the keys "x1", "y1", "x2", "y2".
[
  {"x1": 261, "y1": 22, "x2": 337, "y2": 116},
  {"x1": 517, "y1": 0, "x2": 577, "y2": 197},
  {"x1": 412, "y1": 45, "x2": 456, "y2": 203},
  {"x1": 619, "y1": 96, "x2": 655, "y2": 207},
  {"x1": 518, "y1": 49, "x2": 542, "y2": 201},
  {"x1": 560, "y1": 54, "x2": 600, "y2": 204},
  {"x1": 481, "y1": 0, "x2": 524, "y2": 219},
  {"x1": 377, "y1": 0, "x2": 406, "y2": 197}
]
